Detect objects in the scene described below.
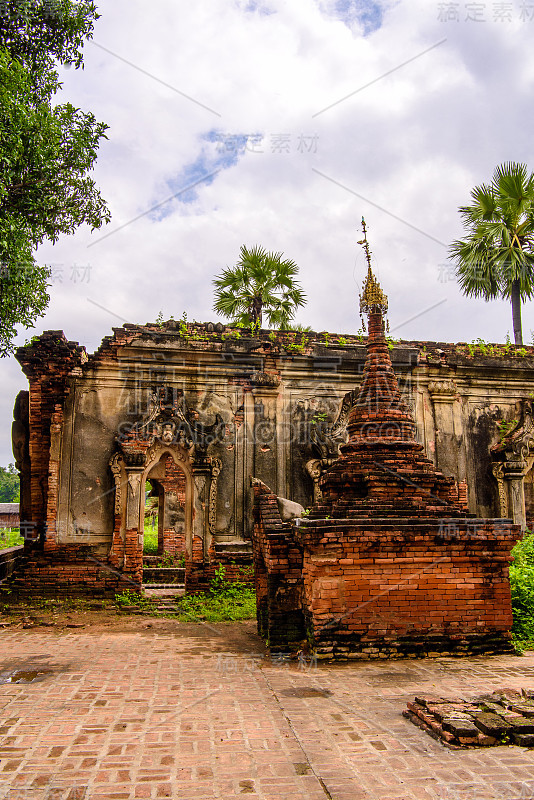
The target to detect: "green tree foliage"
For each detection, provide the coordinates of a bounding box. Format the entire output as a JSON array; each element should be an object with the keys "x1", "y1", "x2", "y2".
[
  {"x1": 0, "y1": 463, "x2": 20, "y2": 503},
  {"x1": 449, "y1": 162, "x2": 534, "y2": 345},
  {"x1": 213, "y1": 244, "x2": 306, "y2": 329},
  {"x1": 0, "y1": 0, "x2": 110, "y2": 356},
  {"x1": 510, "y1": 531, "x2": 534, "y2": 643}
]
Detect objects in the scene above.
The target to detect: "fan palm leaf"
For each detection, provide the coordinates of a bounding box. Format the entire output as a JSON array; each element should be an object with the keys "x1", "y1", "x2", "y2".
[
  {"x1": 213, "y1": 244, "x2": 306, "y2": 328},
  {"x1": 448, "y1": 161, "x2": 534, "y2": 343}
]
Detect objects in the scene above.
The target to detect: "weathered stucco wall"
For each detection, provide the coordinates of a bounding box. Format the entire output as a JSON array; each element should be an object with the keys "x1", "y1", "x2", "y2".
[{"x1": 8, "y1": 321, "x2": 534, "y2": 595}]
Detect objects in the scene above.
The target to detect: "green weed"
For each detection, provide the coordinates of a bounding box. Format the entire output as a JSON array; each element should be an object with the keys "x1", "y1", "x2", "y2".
[
  {"x1": 497, "y1": 419, "x2": 518, "y2": 441},
  {"x1": 115, "y1": 590, "x2": 153, "y2": 612},
  {"x1": 173, "y1": 564, "x2": 256, "y2": 623}
]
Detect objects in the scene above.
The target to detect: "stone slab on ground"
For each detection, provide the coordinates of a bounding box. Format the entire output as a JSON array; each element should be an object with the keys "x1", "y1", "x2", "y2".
[{"x1": 3, "y1": 618, "x2": 534, "y2": 798}]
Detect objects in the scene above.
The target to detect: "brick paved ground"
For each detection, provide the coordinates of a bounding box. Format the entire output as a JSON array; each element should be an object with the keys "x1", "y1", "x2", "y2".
[{"x1": 1, "y1": 620, "x2": 534, "y2": 800}]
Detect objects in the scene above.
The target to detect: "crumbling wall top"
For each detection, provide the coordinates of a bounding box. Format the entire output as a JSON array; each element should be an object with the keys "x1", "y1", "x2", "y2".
[{"x1": 16, "y1": 331, "x2": 87, "y2": 380}]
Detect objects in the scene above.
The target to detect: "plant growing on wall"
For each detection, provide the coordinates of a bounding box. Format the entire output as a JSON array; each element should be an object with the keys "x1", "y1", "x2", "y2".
[
  {"x1": 497, "y1": 418, "x2": 518, "y2": 441},
  {"x1": 212, "y1": 244, "x2": 306, "y2": 329},
  {"x1": 449, "y1": 162, "x2": 534, "y2": 345}
]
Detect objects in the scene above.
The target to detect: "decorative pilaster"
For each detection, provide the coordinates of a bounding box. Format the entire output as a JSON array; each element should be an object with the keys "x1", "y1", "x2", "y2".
[
  {"x1": 491, "y1": 400, "x2": 534, "y2": 530},
  {"x1": 428, "y1": 379, "x2": 462, "y2": 481},
  {"x1": 208, "y1": 458, "x2": 222, "y2": 539},
  {"x1": 491, "y1": 462, "x2": 508, "y2": 518},
  {"x1": 504, "y1": 459, "x2": 529, "y2": 531}
]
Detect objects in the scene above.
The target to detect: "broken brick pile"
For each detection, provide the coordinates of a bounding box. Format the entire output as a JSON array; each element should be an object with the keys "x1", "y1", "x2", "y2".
[{"x1": 404, "y1": 689, "x2": 534, "y2": 748}]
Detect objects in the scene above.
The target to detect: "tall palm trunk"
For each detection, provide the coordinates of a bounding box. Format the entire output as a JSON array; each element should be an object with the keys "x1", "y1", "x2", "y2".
[
  {"x1": 512, "y1": 279, "x2": 523, "y2": 345},
  {"x1": 251, "y1": 295, "x2": 263, "y2": 327}
]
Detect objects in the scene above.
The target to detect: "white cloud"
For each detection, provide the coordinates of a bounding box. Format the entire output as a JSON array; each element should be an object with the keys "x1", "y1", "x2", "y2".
[{"x1": 2, "y1": 0, "x2": 534, "y2": 462}]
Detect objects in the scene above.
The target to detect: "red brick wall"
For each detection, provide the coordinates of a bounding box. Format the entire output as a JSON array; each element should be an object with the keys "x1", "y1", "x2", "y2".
[
  {"x1": 298, "y1": 518, "x2": 518, "y2": 659},
  {"x1": 17, "y1": 333, "x2": 85, "y2": 548},
  {"x1": 5, "y1": 546, "x2": 139, "y2": 598},
  {"x1": 251, "y1": 480, "x2": 305, "y2": 648},
  {"x1": 156, "y1": 456, "x2": 186, "y2": 557}
]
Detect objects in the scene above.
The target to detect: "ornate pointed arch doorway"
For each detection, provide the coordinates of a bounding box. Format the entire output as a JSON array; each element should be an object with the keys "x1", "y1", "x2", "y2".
[{"x1": 108, "y1": 388, "x2": 223, "y2": 588}]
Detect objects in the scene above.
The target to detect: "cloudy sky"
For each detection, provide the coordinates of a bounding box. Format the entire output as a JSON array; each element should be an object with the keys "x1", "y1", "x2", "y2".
[{"x1": 2, "y1": 0, "x2": 534, "y2": 464}]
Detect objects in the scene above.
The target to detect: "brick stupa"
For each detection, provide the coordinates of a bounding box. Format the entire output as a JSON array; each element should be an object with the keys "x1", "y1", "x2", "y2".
[
  {"x1": 252, "y1": 221, "x2": 521, "y2": 659},
  {"x1": 310, "y1": 225, "x2": 468, "y2": 522}
]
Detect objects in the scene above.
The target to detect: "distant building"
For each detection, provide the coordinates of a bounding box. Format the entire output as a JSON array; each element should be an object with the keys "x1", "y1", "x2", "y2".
[{"x1": 0, "y1": 503, "x2": 20, "y2": 530}]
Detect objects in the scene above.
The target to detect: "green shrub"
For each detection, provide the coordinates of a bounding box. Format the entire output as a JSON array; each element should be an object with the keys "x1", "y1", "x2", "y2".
[
  {"x1": 510, "y1": 532, "x2": 534, "y2": 646},
  {"x1": 114, "y1": 564, "x2": 256, "y2": 623},
  {"x1": 174, "y1": 564, "x2": 256, "y2": 623}
]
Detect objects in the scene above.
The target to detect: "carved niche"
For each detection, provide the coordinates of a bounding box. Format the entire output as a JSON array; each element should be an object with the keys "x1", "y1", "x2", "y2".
[
  {"x1": 490, "y1": 399, "x2": 534, "y2": 528},
  {"x1": 302, "y1": 390, "x2": 356, "y2": 501}
]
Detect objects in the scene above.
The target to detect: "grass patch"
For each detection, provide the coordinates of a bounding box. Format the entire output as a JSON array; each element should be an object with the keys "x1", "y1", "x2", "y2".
[
  {"x1": 510, "y1": 531, "x2": 534, "y2": 650},
  {"x1": 174, "y1": 586, "x2": 256, "y2": 623},
  {"x1": 114, "y1": 590, "x2": 155, "y2": 613},
  {"x1": 0, "y1": 528, "x2": 24, "y2": 549},
  {"x1": 143, "y1": 520, "x2": 158, "y2": 554}
]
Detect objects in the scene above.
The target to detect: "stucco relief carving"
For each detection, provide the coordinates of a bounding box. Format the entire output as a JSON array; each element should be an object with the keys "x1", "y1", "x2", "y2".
[
  {"x1": 294, "y1": 392, "x2": 356, "y2": 498},
  {"x1": 208, "y1": 458, "x2": 222, "y2": 536},
  {"x1": 491, "y1": 462, "x2": 509, "y2": 517},
  {"x1": 330, "y1": 389, "x2": 358, "y2": 439},
  {"x1": 126, "y1": 472, "x2": 142, "y2": 529},
  {"x1": 402, "y1": 395, "x2": 417, "y2": 419},
  {"x1": 120, "y1": 386, "x2": 226, "y2": 462},
  {"x1": 109, "y1": 452, "x2": 123, "y2": 516},
  {"x1": 305, "y1": 459, "x2": 324, "y2": 503},
  {"x1": 294, "y1": 393, "x2": 351, "y2": 463},
  {"x1": 490, "y1": 399, "x2": 534, "y2": 528},
  {"x1": 304, "y1": 457, "x2": 337, "y2": 502},
  {"x1": 144, "y1": 444, "x2": 187, "y2": 471},
  {"x1": 492, "y1": 399, "x2": 534, "y2": 463},
  {"x1": 428, "y1": 380, "x2": 457, "y2": 398},
  {"x1": 11, "y1": 393, "x2": 29, "y2": 473},
  {"x1": 250, "y1": 371, "x2": 280, "y2": 388}
]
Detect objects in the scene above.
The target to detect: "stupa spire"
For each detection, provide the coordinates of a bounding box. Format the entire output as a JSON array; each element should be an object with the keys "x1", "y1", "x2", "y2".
[
  {"x1": 309, "y1": 218, "x2": 466, "y2": 519},
  {"x1": 358, "y1": 218, "x2": 388, "y2": 319},
  {"x1": 348, "y1": 219, "x2": 414, "y2": 445}
]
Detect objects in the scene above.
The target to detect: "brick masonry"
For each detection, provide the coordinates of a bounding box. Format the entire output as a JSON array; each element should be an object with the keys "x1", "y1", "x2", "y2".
[
  {"x1": 7, "y1": 302, "x2": 532, "y2": 602},
  {"x1": 252, "y1": 293, "x2": 521, "y2": 658}
]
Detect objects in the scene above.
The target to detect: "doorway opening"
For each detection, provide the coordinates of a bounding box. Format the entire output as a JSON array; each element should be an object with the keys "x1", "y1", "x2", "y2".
[{"x1": 142, "y1": 453, "x2": 187, "y2": 565}]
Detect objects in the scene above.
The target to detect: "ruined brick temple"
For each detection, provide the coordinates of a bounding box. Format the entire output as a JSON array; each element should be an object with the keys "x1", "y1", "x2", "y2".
[
  {"x1": 251, "y1": 250, "x2": 521, "y2": 658},
  {"x1": 7, "y1": 240, "x2": 534, "y2": 610}
]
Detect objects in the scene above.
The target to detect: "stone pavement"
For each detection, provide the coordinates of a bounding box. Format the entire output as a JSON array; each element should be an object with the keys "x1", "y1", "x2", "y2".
[{"x1": 2, "y1": 620, "x2": 534, "y2": 800}]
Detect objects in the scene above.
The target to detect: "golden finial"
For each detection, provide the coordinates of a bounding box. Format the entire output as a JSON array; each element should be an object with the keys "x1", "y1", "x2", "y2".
[{"x1": 358, "y1": 217, "x2": 388, "y2": 317}]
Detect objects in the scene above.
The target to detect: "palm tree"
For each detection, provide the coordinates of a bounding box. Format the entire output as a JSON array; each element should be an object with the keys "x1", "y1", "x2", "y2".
[
  {"x1": 213, "y1": 244, "x2": 306, "y2": 329},
  {"x1": 449, "y1": 161, "x2": 534, "y2": 344}
]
